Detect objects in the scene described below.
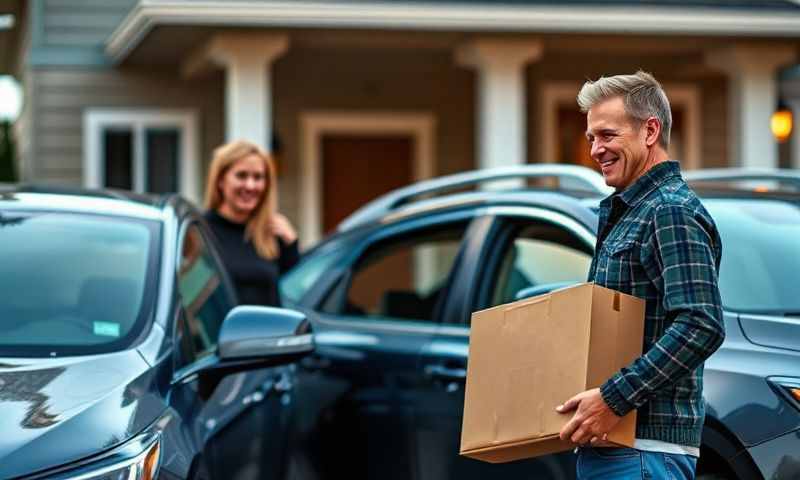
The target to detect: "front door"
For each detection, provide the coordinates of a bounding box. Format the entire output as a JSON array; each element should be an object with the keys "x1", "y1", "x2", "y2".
[{"x1": 321, "y1": 135, "x2": 413, "y2": 234}]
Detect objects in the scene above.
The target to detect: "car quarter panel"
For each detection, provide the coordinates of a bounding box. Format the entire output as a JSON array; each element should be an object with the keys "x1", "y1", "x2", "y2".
[{"x1": 704, "y1": 312, "x2": 800, "y2": 447}]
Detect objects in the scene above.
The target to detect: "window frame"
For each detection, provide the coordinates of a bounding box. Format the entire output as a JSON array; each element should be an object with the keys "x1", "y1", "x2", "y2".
[
  {"x1": 469, "y1": 206, "x2": 597, "y2": 318},
  {"x1": 172, "y1": 218, "x2": 238, "y2": 373},
  {"x1": 83, "y1": 109, "x2": 200, "y2": 203},
  {"x1": 313, "y1": 210, "x2": 480, "y2": 328}
]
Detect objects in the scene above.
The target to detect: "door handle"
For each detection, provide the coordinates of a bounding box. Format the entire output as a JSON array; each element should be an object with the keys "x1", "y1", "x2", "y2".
[
  {"x1": 300, "y1": 355, "x2": 331, "y2": 371},
  {"x1": 424, "y1": 364, "x2": 467, "y2": 380}
]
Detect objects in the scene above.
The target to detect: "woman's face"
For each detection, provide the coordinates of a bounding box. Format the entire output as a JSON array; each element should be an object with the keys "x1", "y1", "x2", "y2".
[{"x1": 218, "y1": 154, "x2": 268, "y2": 217}]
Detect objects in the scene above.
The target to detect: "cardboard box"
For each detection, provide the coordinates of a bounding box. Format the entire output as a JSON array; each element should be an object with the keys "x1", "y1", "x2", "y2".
[{"x1": 459, "y1": 282, "x2": 645, "y2": 463}]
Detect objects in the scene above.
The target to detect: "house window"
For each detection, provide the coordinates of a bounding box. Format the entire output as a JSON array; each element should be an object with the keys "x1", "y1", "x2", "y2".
[{"x1": 83, "y1": 110, "x2": 200, "y2": 202}]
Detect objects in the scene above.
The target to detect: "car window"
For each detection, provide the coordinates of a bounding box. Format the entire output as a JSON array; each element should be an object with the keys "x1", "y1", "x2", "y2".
[
  {"x1": 320, "y1": 222, "x2": 468, "y2": 323},
  {"x1": 280, "y1": 244, "x2": 348, "y2": 304},
  {"x1": 176, "y1": 224, "x2": 235, "y2": 365},
  {"x1": 0, "y1": 210, "x2": 159, "y2": 356},
  {"x1": 704, "y1": 198, "x2": 800, "y2": 314},
  {"x1": 486, "y1": 220, "x2": 592, "y2": 308}
]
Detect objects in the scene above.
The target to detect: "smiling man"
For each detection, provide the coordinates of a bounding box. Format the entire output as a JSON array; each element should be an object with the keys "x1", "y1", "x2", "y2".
[{"x1": 555, "y1": 71, "x2": 725, "y2": 480}]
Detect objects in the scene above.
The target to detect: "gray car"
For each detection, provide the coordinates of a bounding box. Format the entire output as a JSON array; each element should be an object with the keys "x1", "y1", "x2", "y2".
[
  {"x1": 280, "y1": 166, "x2": 800, "y2": 480},
  {"x1": 0, "y1": 187, "x2": 313, "y2": 480}
]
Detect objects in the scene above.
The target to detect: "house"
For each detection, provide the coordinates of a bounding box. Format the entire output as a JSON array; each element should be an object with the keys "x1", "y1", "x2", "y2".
[{"x1": 1, "y1": 0, "x2": 800, "y2": 246}]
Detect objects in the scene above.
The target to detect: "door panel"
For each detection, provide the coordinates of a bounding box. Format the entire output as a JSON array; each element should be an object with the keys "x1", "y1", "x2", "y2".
[
  {"x1": 291, "y1": 313, "x2": 436, "y2": 480},
  {"x1": 413, "y1": 213, "x2": 595, "y2": 480},
  {"x1": 291, "y1": 219, "x2": 472, "y2": 480},
  {"x1": 173, "y1": 222, "x2": 293, "y2": 480}
]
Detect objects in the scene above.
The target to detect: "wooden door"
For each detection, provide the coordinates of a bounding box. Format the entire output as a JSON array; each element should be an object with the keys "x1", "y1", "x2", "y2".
[{"x1": 321, "y1": 135, "x2": 413, "y2": 234}]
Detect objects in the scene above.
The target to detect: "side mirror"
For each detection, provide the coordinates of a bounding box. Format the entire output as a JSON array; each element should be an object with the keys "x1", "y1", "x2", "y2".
[
  {"x1": 514, "y1": 281, "x2": 578, "y2": 301},
  {"x1": 218, "y1": 306, "x2": 314, "y2": 364}
]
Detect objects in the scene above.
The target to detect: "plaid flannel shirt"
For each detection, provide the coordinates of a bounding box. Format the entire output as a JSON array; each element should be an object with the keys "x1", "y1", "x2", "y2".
[{"x1": 589, "y1": 161, "x2": 724, "y2": 447}]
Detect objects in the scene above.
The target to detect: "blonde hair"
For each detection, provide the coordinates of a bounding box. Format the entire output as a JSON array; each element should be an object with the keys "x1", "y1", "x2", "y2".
[{"x1": 204, "y1": 140, "x2": 279, "y2": 259}]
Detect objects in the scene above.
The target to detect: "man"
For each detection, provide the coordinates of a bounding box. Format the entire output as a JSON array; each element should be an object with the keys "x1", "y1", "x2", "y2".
[{"x1": 555, "y1": 71, "x2": 725, "y2": 480}]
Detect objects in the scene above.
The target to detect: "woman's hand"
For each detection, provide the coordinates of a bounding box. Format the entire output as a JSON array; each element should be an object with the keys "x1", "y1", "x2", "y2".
[{"x1": 269, "y1": 213, "x2": 298, "y2": 244}]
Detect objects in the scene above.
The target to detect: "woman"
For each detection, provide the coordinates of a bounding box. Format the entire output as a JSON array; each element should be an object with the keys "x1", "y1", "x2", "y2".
[{"x1": 203, "y1": 140, "x2": 299, "y2": 307}]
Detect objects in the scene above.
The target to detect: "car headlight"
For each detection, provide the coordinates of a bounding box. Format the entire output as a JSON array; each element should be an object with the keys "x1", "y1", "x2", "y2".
[{"x1": 46, "y1": 432, "x2": 160, "y2": 480}]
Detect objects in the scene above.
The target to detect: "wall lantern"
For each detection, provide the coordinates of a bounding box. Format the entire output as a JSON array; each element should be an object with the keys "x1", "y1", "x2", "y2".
[{"x1": 771, "y1": 102, "x2": 793, "y2": 143}]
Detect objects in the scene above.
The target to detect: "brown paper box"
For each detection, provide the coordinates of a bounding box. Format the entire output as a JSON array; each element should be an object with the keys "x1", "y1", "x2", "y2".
[{"x1": 459, "y1": 283, "x2": 645, "y2": 463}]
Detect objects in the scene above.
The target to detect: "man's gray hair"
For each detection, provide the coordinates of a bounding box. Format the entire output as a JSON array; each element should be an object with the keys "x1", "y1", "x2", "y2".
[{"x1": 577, "y1": 70, "x2": 672, "y2": 148}]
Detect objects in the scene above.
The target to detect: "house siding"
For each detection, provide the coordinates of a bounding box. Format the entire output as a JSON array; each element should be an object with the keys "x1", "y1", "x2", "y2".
[{"x1": 27, "y1": 68, "x2": 224, "y2": 186}]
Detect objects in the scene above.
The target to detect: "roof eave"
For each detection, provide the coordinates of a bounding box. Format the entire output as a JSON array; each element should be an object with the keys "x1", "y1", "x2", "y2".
[{"x1": 106, "y1": 1, "x2": 800, "y2": 64}]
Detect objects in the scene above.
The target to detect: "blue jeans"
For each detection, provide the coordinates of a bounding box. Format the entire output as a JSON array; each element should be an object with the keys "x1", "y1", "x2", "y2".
[{"x1": 576, "y1": 447, "x2": 697, "y2": 480}]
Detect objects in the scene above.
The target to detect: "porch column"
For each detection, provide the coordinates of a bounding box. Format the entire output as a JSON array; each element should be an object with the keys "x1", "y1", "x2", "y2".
[
  {"x1": 188, "y1": 33, "x2": 288, "y2": 151},
  {"x1": 456, "y1": 39, "x2": 543, "y2": 173},
  {"x1": 781, "y1": 72, "x2": 800, "y2": 169},
  {"x1": 706, "y1": 45, "x2": 795, "y2": 168}
]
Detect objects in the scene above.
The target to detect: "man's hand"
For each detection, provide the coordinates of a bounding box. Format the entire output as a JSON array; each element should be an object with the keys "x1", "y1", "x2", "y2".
[{"x1": 556, "y1": 388, "x2": 622, "y2": 445}]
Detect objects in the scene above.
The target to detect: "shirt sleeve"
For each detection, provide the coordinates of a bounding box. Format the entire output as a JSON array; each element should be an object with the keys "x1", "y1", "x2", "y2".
[
  {"x1": 278, "y1": 238, "x2": 300, "y2": 274},
  {"x1": 600, "y1": 204, "x2": 725, "y2": 416}
]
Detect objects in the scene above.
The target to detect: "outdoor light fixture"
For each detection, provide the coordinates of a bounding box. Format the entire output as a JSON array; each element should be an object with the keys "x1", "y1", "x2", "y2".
[
  {"x1": 0, "y1": 15, "x2": 14, "y2": 30},
  {"x1": 771, "y1": 101, "x2": 793, "y2": 143}
]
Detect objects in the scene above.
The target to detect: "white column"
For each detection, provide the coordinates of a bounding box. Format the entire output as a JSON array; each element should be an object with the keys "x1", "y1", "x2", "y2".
[
  {"x1": 706, "y1": 45, "x2": 795, "y2": 168},
  {"x1": 782, "y1": 74, "x2": 800, "y2": 169},
  {"x1": 456, "y1": 40, "x2": 543, "y2": 174},
  {"x1": 199, "y1": 34, "x2": 288, "y2": 151}
]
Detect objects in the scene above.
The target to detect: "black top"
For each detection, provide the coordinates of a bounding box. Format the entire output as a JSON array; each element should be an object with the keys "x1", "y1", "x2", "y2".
[{"x1": 204, "y1": 210, "x2": 300, "y2": 307}]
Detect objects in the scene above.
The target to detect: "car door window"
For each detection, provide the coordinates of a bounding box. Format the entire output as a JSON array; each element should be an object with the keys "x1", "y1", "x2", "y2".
[
  {"x1": 280, "y1": 244, "x2": 348, "y2": 304},
  {"x1": 176, "y1": 224, "x2": 235, "y2": 366},
  {"x1": 487, "y1": 220, "x2": 593, "y2": 308},
  {"x1": 321, "y1": 223, "x2": 468, "y2": 323}
]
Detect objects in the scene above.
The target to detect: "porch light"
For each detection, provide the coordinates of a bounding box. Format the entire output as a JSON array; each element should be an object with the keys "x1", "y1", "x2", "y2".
[{"x1": 771, "y1": 102, "x2": 792, "y2": 143}]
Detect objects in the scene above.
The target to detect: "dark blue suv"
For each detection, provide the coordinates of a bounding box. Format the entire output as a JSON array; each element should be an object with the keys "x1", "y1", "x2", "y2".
[
  {"x1": 281, "y1": 166, "x2": 800, "y2": 480},
  {"x1": 0, "y1": 187, "x2": 313, "y2": 480}
]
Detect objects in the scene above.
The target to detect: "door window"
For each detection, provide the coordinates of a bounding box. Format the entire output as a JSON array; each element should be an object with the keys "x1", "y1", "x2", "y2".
[
  {"x1": 321, "y1": 223, "x2": 468, "y2": 323},
  {"x1": 176, "y1": 224, "x2": 235, "y2": 366},
  {"x1": 487, "y1": 221, "x2": 593, "y2": 308}
]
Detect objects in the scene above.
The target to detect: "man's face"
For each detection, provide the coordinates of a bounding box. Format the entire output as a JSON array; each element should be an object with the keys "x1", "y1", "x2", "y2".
[{"x1": 586, "y1": 97, "x2": 649, "y2": 190}]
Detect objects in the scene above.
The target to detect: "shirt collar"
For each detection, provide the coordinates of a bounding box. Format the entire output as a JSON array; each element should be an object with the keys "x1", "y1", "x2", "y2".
[{"x1": 601, "y1": 160, "x2": 682, "y2": 209}]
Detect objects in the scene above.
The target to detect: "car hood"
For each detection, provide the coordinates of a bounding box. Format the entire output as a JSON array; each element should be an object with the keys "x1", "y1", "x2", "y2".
[{"x1": 0, "y1": 349, "x2": 163, "y2": 479}]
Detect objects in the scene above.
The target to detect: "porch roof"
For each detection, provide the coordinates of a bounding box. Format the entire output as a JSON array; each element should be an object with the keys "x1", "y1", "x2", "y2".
[{"x1": 107, "y1": 0, "x2": 800, "y2": 64}]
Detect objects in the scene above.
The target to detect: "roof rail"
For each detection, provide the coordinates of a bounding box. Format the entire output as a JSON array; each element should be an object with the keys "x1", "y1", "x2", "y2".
[
  {"x1": 338, "y1": 164, "x2": 610, "y2": 231},
  {"x1": 684, "y1": 168, "x2": 800, "y2": 190}
]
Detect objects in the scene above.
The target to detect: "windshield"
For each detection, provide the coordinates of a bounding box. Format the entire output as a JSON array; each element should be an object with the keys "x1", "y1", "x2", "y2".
[
  {"x1": 0, "y1": 210, "x2": 159, "y2": 356},
  {"x1": 703, "y1": 198, "x2": 800, "y2": 314}
]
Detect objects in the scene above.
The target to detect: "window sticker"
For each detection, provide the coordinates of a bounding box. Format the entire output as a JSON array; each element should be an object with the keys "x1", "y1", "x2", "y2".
[{"x1": 93, "y1": 321, "x2": 121, "y2": 338}]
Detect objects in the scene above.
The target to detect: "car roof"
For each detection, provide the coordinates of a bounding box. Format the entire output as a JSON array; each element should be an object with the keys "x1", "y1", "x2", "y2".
[
  {"x1": 347, "y1": 166, "x2": 800, "y2": 235},
  {"x1": 371, "y1": 188, "x2": 602, "y2": 230},
  {"x1": 337, "y1": 164, "x2": 611, "y2": 233},
  {"x1": 0, "y1": 184, "x2": 176, "y2": 221}
]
